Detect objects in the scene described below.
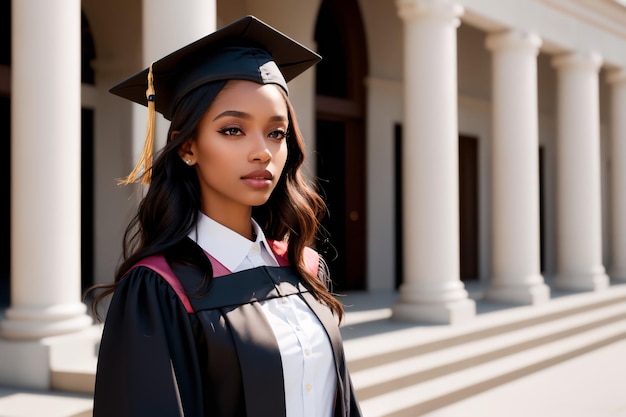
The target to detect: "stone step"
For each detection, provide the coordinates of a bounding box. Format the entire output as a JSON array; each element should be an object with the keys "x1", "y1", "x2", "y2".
[
  {"x1": 351, "y1": 301, "x2": 626, "y2": 400},
  {"x1": 48, "y1": 326, "x2": 100, "y2": 395},
  {"x1": 50, "y1": 358, "x2": 97, "y2": 395},
  {"x1": 345, "y1": 287, "x2": 626, "y2": 417},
  {"x1": 356, "y1": 317, "x2": 626, "y2": 417},
  {"x1": 0, "y1": 387, "x2": 92, "y2": 417},
  {"x1": 342, "y1": 285, "x2": 626, "y2": 372}
]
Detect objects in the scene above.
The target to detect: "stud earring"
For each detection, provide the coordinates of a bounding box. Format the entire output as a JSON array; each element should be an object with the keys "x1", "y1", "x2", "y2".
[{"x1": 185, "y1": 159, "x2": 192, "y2": 165}]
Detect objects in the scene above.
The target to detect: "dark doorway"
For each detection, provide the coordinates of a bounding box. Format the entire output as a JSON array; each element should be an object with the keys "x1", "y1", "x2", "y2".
[
  {"x1": 0, "y1": 96, "x2": 9, "y2": 307},
  {"x1": 539, "y1": 146, "x2": 546, "y2": 273},
  {"x1": 0, "y1": 1, "x2": 10, "y2": 307},
  {"x1": 314, "y1": 0, "x2": 368, "y2": 291},
  {"x1": 394, "y1": 124, "x2": 404, "y2": 289},
  {"x1": 316, "y1": 120, "x2": 347, "y2": 287},
  {"x1": 81, "y1": 108, "x2": 94, "y2": 293},
  {"x1": 80, "y1": 12, "x2": 96, "y2": 292},
  {"x1": 459, "y1": 135, "x2": 479, "y2": 281}
]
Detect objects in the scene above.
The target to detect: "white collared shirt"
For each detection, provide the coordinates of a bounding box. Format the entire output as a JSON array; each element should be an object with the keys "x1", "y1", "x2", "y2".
[{"x1": 188, "y1": 213, "x2": 336, "y2": 417}]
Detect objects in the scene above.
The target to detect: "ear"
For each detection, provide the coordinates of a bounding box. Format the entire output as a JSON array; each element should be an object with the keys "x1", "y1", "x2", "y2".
[{"x1": 175, "y1": 132, "x2": 195, "y2": 164}]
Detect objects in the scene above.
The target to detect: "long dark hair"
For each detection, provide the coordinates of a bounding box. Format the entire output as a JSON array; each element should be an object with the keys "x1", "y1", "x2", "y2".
[{"x1": 88, "y1": 80, "x2": 344, "y2": 321}]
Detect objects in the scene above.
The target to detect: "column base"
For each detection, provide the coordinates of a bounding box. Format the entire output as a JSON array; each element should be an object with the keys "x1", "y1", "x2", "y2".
[
  {"x1": 0, "y1": 303, "x2": 93, "y2": 340},
  {"x1": 485, "y1": 281, "x2": 550, "y2": 305},
  {"x1": 0, "y1": 326, "x2": 101, "y2": 390},
  {"x1": 392, "y1": 298, "x2": 476, "y2": 324},
  {"x1": 554, "y1": 271, "x2": 610, "y2": 291},
  {"x1": 0, "y1": 338, "x2": 51, "y2": 389}
]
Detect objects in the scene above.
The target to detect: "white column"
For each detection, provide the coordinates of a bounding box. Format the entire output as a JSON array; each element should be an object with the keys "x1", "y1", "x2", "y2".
[
  {"x1": 393, "y1": 0, "x2": 476, "y2": 324},
  {"x1": 0, "y1": 0, "x2": 92, "y2": 340},
  {"x1": 551, "y1": 52, "x2": 609, "y2": 291},
  {"x1": 484, "y1": 30, "x2": 550, "y2": 304},
  {"x1": 606, "y1": 69, "x2": 626, "y2": 281},
  {"x1": 140, "y1": 1, "x2": 216, "y2": 159}
]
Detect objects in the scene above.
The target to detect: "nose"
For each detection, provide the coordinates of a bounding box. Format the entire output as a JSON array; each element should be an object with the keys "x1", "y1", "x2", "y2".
[
  {"x1": 249, "y1": 135, "x2": 272, "y2": 163},
  {"x1": 250, "y1": 148, "x2": 271, "y2": 163}
]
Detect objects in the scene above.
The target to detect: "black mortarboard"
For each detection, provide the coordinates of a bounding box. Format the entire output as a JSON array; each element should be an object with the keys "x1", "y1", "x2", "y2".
[{"x1": 110, "y1": 15, "x2": 321, "y2": 185}]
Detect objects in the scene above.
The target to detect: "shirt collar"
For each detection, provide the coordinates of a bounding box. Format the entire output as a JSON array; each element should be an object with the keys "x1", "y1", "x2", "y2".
[{"x1": 188, "y1": 212, "x2": 277, "y2": 271}]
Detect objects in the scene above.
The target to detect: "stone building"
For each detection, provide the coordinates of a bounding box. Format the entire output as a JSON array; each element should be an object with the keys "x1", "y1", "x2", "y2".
[{"x1": 0, "y1": 0, "x2": 625, "y2": 415}]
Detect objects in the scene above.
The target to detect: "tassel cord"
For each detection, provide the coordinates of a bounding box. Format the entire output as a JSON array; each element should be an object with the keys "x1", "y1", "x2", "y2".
[{"x1": 118, "y1": 63, "x2": 156, "y2": 185}]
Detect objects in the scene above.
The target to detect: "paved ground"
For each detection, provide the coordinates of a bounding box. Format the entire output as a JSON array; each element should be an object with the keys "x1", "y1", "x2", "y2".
[{"x1": 420, "y1": 337, "x2": 626, "y2": 417}]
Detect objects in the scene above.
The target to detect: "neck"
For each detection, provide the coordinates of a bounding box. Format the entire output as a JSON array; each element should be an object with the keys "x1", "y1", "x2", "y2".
[{"x1": 201, "y1": 206, "x2": 254, "y2": 240}]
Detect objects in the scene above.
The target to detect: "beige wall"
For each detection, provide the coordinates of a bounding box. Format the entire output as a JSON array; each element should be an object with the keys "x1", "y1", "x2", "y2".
[{"x1": 80, "y1": 0, "x2": 624, "y2": 290}]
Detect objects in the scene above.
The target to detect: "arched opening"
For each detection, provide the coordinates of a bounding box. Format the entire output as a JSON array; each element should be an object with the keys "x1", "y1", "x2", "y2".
[{"x1": 314, "y1": 0, "x2": 368, "y2": 291}]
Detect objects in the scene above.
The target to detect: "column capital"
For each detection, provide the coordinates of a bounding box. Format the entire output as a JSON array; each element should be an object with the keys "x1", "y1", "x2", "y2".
[
  {"x1": 397, "y1": 0, "x2": 464, "y2": 24},
  {"x1": 606, "y1": 68, "x2": 626, "y2": 84},
  {"x1": 552, "y1": 51, "x2": 603, "y2": 72},
  {"x1": 485, "y1": 29, "x2": 542, "y2": 54}
]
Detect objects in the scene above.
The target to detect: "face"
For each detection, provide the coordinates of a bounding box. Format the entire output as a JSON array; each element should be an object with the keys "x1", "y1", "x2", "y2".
[{"x1": 183, "y1": 80, "x2": 289, "y2": 221}]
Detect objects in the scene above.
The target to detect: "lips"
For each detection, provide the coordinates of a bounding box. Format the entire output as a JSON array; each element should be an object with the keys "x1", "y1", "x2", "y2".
[{"x1": 241, "y1": 169, "x2": 273, "y2": 180}]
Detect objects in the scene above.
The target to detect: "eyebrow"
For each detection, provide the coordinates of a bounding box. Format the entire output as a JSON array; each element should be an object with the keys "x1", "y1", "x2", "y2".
[
  {"x1": 212, "y1": 110, "x2": 288, "y2": 123},
  {"x1": 213, "y1": 110, "x2": 249, "y2": 121}
]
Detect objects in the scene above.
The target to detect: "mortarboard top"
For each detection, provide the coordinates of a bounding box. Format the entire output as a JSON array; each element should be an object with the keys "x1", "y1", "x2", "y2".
[
  {"x1": 109, "y1": 15, "x2": 322, "y2": 121},
  {"x1": 110, "y1": 15, "x2": 321, "y2": 185}
]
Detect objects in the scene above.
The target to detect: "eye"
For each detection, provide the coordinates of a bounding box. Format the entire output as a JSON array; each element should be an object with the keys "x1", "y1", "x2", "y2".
[
  {"x1": 268, "y1": 128, "x2": 288, "y2": 141},
  {"x1": 218, "y1": 126, "x2": 243, "y2": 136}
]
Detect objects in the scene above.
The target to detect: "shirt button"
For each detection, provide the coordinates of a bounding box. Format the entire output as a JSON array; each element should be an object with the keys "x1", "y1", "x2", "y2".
[
  {"x1": 304, "y1": 349, "x2": 311, "y2": 356},
  {"x1": 251, "y1": 244, "x2": 259, "y2": 253},
  {"x1": 305, "y1": 384, "x2": 312, "y2": 392}
]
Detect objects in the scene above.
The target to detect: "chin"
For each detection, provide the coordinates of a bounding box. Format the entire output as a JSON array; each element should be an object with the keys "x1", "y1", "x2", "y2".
[{"x1": 247, "y1": 196, "x2": 272, "y2": 207}]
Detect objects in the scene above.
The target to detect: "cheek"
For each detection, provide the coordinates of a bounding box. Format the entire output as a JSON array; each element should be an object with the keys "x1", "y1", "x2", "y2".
[
  {"x1": 275, "y1": 143, "x2": 289, "y2": 171},
  {"x1": 192, "y1": 140, "x2": 227, "y2": 182},
  {"x1": 278, "y1": 139, "x2": 289, "y2": 159},
  {"x1": 193, "y1": 136, "x2": 223, "y2": 164}
]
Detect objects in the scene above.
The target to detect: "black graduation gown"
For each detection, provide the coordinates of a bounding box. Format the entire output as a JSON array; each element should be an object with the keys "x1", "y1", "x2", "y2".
[{"x1": 92, "y1": 254, "x2": 361, "y2": 417}]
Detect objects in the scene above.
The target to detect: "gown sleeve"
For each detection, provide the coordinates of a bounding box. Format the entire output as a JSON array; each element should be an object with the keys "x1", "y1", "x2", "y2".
[{"x1": 92, "y1": 267, "x2": 205, "y2": 417}]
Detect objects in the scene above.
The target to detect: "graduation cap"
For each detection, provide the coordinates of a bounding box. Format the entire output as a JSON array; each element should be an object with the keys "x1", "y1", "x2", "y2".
[{"x1": 110, "y1": 15, "x2": 321, "y2": 185}]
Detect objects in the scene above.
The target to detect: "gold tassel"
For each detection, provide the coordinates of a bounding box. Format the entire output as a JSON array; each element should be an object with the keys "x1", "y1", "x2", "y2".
[{"x1": 118, "y1": 63, "x2": 156, "y2": 185}]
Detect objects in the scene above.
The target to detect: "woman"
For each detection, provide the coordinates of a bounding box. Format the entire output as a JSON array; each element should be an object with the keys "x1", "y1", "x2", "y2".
[{"x1": 90, "y1": 15, "x2": 361, "y2": 417}]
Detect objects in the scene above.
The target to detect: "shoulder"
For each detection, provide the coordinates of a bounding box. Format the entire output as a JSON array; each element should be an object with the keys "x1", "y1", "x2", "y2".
[
  {"x1": 129, "y1": 254, "x2": 170, "y2": 275},
  {"x1": 126, "y1": 255, "x2": 194, "y2": 313}
]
